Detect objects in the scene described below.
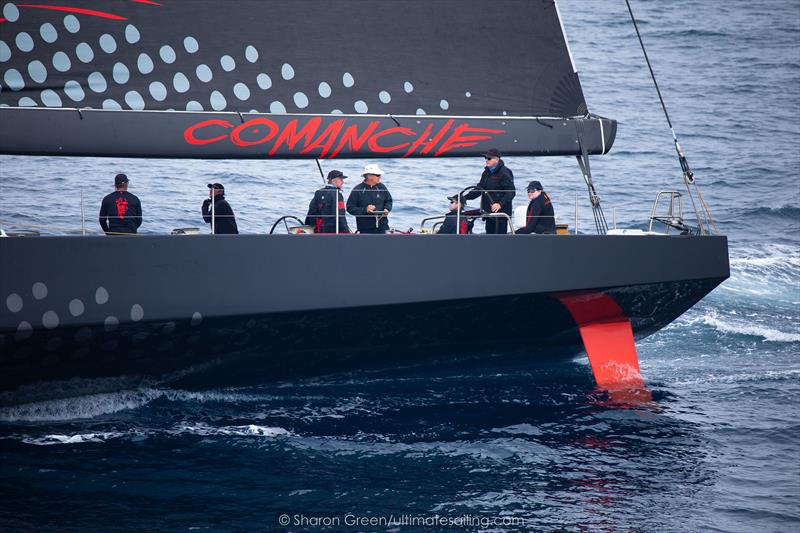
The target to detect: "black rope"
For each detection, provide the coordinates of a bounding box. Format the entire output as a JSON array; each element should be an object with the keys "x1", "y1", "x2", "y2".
[
  {"x1": 625, "y1": 0, "x2": 717, "y2": 235},
  {"x1": 315, "y1": 159, "x2": 326, "y2": 185}
]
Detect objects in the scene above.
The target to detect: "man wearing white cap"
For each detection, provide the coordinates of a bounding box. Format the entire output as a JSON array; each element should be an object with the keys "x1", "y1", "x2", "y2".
[{"x1": 346, "y1": 164, "x2": 393, "y2": 234}]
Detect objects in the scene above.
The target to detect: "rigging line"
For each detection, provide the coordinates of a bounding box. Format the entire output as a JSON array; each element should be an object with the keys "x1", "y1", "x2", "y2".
[
  {"x1": 624, "y1": 0, "x2": 676, "y2": 141},
  {"x1": 314, "y1": 159, "x2": 326, "y2": 185}
]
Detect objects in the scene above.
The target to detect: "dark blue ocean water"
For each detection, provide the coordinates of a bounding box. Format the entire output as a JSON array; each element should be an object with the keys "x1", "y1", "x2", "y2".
[{"x1": 1, "y1": 0, "x2": 799, "y2": 530}]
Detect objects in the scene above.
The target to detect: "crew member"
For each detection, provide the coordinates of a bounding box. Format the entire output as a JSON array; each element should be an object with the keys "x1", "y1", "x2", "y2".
[
  {"x1": 346, "y1": 164, "x2": 392, "y2": 234},
  {"x1": 437, "y1": 195, "x2": 468, "y2": 235},
  {"x1": 305, "y1": 170, "x2": 351, "y2": 233},
  {"x1": 515, "y1": 180, "x2": 556, "y2": 234},
  {"x1": 463, "y1": 148, "x2": 515, "y2": 234},
  {"x1": 99, "y1": 173, "x2": 142, "y2": 235},
  {"x1": 202, "y1": 183, "x2": 239, "y2": 234}
]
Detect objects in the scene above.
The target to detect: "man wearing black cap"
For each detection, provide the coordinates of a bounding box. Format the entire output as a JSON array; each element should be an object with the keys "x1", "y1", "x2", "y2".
[
  {"x1": 515, "y1": 180, "x2": 556, "y2": 235},
  {"x1": 305, "y1": 170, "x2": 351, "y2": 234},
  {"x1": 202, "y1": 183, "x2": 239, "y2": 234},
  {"x1": 99, "y1": 173, "x2": 143, "y2": 235},
  {"x1": 463, "y1": 148, "x2": 515, "y2": 234},
  {"x1": 438, "y1": 195, "x2": 467, "y2": 234}
]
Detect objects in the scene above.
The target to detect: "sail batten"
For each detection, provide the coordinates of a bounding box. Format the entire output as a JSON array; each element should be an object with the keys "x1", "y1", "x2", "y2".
[{"x1": 0, "y1": 0, "x2": 615, "y2": 157}]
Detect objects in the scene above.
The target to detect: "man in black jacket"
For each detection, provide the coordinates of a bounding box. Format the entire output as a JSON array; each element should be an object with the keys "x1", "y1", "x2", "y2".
[
  {"x1": 99, "y1": 173, "x2": 142, "y2": 235},
  {"x1": 515, "y1": 180, "x2": 556, "y2": 235},
  {"x1": 202, "y1": 183, "x2": 239, "y2": 234},
  {"x1": 463, "y1": 148, "x2": 515, "y2": 234},
  {"x1": 346, "y1": 164, "x2": 392, "y2": 234},
  {"x1": 438, "y1": 195, "x2": 467, "y2": 234},
  {"x1": 305, "y1": 170, "x2": 351, "y2": 233}
]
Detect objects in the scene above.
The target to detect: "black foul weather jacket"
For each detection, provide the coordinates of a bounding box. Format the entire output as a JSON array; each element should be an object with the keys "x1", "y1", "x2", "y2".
[
  {"x1": 463, "y1": 161, "x2": 516, "y2": 215},
  {"x1": 202, "y1": 195, "x2": 239, "y2": 234},
  {"x1": 305, "y1": 186, "x2": 350, "y2": 233},
  {"x1": 515, "y1": 192, "x2": 556, "y2": 234},
  {"x1": 99, "y1": 190, "x2": 142, "y2": 234},
  {"x1": 437, "y1": 209, "x2": 468, "y2": 234},
  {"x1": 346, "y1": 182, "x2": 393, "y2": 233}
]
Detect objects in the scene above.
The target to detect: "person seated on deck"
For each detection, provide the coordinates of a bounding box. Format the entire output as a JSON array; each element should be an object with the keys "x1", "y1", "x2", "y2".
[
  {"x1": 515, "y1": 180, "x2": 556, "y2": 235},
  {"x1": 305, "y1": 170, "x2": 351, "y2": 234},
  {"x1": 99, "y1": 173, "x2": 142, "y2": 235},
  {"x1": 202, "y1": 183, "x2": 239, "y2": 234},
  {"x1": 438, "y1": 195, "x2": 469, "y2": 234}
]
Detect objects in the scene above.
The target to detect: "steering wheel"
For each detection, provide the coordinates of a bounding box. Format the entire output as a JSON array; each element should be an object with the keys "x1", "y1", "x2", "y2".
[{"x1": 269, "y1": 215, "x2": 306, "y2": 234}]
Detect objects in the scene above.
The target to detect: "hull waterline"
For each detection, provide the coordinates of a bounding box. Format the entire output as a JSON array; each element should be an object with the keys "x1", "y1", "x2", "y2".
[{"x1": 0, "y1": 234, "x2": 729, "y2": 395}]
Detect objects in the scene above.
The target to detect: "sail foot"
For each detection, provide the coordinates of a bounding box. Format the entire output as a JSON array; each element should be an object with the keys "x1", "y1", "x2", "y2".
[{"x1": 0, "y1": 108, "x2": 616, "y2": 159}]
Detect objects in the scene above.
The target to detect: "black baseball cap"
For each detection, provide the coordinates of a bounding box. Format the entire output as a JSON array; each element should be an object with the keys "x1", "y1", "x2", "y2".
[
  {"x1": 527, "y1": 180, "x2": 543, "y2": 191},
  {"x1": 207, "y1": 183, "x2": 225, "y2": 191},
  {"x1": 327, "y1": 170, "x2": 347, "y2": 181},
  {"x1": 482, "y1": 148, "x2": 501, "y2": 159},
  {"x1": 114, "y1": 173, "x2": 129, "y2": 185},
  {"x1": 448, "y1": 194, "x2": 460, "y2": 202}
]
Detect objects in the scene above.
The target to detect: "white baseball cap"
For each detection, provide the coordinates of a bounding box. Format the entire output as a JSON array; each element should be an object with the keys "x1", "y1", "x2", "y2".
[{"x1": 361, "y1": 164, "x2": 384, "y2": 177}]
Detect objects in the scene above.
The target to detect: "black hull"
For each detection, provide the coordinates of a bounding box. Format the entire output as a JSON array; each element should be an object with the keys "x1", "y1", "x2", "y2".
[{"x1": 0, "y1": 234, "x2": 729, "y2": 394}]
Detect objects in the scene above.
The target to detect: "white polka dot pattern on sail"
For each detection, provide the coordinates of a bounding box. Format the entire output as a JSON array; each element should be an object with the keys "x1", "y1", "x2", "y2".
[
  {"x1": 75, "y1": 43, "x2": 94, "y2": 63},
  {"x1": 4, "y1": 68, "x2": 23, "y2": 90},
  {"x1": 233, "y1": 82, "x2": 250, "y2": 101},
  {"x1": 28, "y1": 60, "x2": 46, "y2": 83},
  {"x1": 3, "y1": 3, "x2": 20, "y2": 22},
  {"x1": 112, "y1": 62, "x2": 129, "y2": 84},
  {"x1": 95, "y1": 286, "x2": 109, "y2": 304},
  {"x1": 293, "y1": 92, "x2": 308, "y2": 109},
  {"x1": 210, "y1": 90, "x2": 226, "y2": 110},
  {"x1": 6, "y1": 293, "x2": 23, "y2": 313},
  {"x1": 32, "y1": 282, "x2": 47, "y2": 300},
  {"x1": 125, "y1": 24, "x2": 140, "y2": 44},
  {"x1": 64, "y1": 80, "x2": 84, "y2": 101},
  {"x1": 52, "y1": 52, "x2": 70, "y2": 72},
  {"x1": 40, "y1": 23, "x2": 58, "y2": 43},
  {"x1": 99, "y1": 34, "x2": 117, "y2": 54},
  {"x1": 256, "y1": 73, "x2": 271, "y2": 90},
  {"x1": 184, "y1": 36, "x2": 199, "y2": 53},
  {"x1": 159, "y1": 45, "x2": 176, "y2": 64},
  {"x1": 15, "y1": 32, "x2": 34, "y2": 52}
]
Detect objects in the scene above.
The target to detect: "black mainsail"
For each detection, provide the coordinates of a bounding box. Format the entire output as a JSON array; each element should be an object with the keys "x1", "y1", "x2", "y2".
[{"x1": 0, "y1": 0, "x2": 615, "y2": 158}]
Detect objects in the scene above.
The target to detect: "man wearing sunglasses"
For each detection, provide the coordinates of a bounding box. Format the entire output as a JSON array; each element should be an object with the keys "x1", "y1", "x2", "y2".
[{"x1": 463, "y1": 148, "x2": 516, "y2": 234}]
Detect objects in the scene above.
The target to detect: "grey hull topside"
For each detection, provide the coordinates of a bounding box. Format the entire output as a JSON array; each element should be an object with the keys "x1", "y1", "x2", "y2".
[{"x1": 1, "y1": 233, "x2": 729, "y2": 334}]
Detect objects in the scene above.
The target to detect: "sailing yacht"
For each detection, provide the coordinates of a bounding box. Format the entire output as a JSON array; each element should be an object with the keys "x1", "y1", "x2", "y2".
[{"x1": 0, "y1": 0, "x2": 729, "y2": 394}]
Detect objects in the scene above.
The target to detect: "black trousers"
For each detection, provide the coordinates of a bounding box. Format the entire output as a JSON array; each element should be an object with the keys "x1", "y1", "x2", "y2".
[{"x1": 484, "y1": 217, "x2": 508, "y2": 234}]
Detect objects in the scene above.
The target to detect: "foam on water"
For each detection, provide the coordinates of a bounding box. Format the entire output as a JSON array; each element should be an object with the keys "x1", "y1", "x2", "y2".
[
  {"x1": 687, "y1": 310, "x2": 800, "y2": 343},
  {"x1": 0, "y1": 388, "x2": 165, "y2": 422},
  {"x1": 172, "y1": 423, "x2": 290, "y2": 438},
  {"x1": 21, "y1": 431, "x2": 132, "y2": 446}
]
